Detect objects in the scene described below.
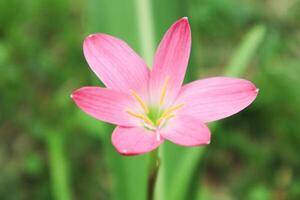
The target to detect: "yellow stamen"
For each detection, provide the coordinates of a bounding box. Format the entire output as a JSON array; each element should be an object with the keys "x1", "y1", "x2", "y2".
[
  {"x1": 164, "y1": 113, "x2": 175, "y2": 120},
  {"x1": 156, "y1": 113, "x2": 175, "y2": 125},
  {"x1": 126, "y1": 110, "x2": 154, "y2": 126},
  {"x1": 156, "y1": 103, "x2": 184, "y2": 126},
  {"x1": 130, "y1": 90, "x2": 149, "y2": 113},
  {"x1": 156, "y1": 118, "x2": 163, "y2": 126},
  {"x1": 160, "y1": 103, "x2": 184, "y2": 119},
  {"x1": 159, "y1": 76, "x2": 170, "y2": 105}
]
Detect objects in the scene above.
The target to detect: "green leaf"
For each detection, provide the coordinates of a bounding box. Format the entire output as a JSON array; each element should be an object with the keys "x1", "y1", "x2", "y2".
[
  {"x1": 86, "y1": 1, "x2": 151, "y2": 200},
  {"x1": 167, "y1": 147, "x2": 205, "y2": 200},
  {"x1": 225, "y1": 24, "x2": 266, "y2": 76},
  {"x1": 157, "y1": 24, "x2": 266, "y2": 200},
  {"x1": 47, "y1": 132, "x2": 72, "y2": 200}
]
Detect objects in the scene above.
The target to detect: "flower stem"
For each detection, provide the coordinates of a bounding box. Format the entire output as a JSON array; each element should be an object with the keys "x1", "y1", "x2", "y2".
[{"x1": 147, "y1": 148, "x2": 160, "y2": 200}]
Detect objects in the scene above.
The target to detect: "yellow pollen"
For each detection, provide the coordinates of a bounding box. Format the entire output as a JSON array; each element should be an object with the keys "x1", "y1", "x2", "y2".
[
  {"x1": 126, "y1": 110, "x2": 154, "y2": 126},
  {"x1": 159, "y1": 76, "x2": 170, "y2": 105},
  {"x1": 130, "y1": 89, "x2": 149, "y2": 113}
]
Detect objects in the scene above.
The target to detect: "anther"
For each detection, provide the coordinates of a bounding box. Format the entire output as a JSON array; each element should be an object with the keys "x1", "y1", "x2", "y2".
[
  {"x1": 130, "y1": 90, "x2": 149, "y2": 113},
  {"x1": 159, "y1": 76, "x2": 170, "y2": 105}
]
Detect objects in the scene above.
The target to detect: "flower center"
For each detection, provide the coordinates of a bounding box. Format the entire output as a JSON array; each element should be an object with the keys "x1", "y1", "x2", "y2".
[{"x1": 126, "y1": 76, "x2": 184, "y2": 130}]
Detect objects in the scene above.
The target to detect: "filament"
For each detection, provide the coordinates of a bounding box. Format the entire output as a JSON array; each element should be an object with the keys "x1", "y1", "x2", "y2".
[
  {"x1": 126, "y1": 109, "x2": 154, "y2": 126},
  {"x1": 159, "y1": 76, "x2": 170, "y2": 105},
  {"x1": 160, "y1": 103, "x2": 184, "y2": 119},
  {"x1": 130, "y1": 89, "x2": 149, "y2": 113}
]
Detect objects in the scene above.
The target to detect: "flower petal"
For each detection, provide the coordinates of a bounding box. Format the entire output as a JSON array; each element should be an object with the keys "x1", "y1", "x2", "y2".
[
  {"x1": 112, "y1": 126, "x2": 163, "y2": 155},
  {"x1": 150, "y1": 17, "x2": 191, "y2": 105},
  {"x1": 71, "y1": 87, "x2": 137, "y2": 126},
  {"x1": 176, "y1": 77, "x2": 258, "y2": 123},
  {"x1": 83, "y1": 33, "x2": 149, "y2": 93},
  {"x1": 160, "y1": 115, "x2": 211, "y2": 146}
]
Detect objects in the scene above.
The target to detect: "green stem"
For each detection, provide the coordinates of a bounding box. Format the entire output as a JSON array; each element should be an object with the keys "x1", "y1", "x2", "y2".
[
  {"x1": 47, "y1": 133, "x2": 71, "y2": 200},
  {"x1": 154, "y1": 147, "x2": 166, "y2": 200},
  {"x1": 135, "y1": 0, "x2": 156, "y2": 66},
  {"x1": 147, "y1": 148, "x2": 160, "y2": 200}
]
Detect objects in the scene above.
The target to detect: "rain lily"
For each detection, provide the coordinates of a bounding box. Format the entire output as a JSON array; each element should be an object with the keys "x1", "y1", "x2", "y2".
[{"x1": 71, "y1": 17, "x2": 258, "y2": 155}]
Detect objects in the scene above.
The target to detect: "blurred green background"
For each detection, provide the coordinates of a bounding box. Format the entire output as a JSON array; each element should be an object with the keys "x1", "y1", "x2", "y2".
[{"x1": 1, "y1": 0, "x2": 300, "y2": 199}]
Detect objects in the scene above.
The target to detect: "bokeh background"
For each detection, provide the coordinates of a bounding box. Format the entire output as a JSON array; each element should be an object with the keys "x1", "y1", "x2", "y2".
[{"x1": 1, "y1": 0, "x2": 300, "y2": 199}]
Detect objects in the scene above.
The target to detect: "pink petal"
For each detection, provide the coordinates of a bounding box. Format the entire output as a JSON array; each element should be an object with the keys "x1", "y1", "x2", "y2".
[
  {"x1": 150, "y1": 17, "x2": 191, "y2": 105},
  {"x1": 176, "y1": 77, "x2": 258, "y2": 123},
  {"x1": 71, "y1": 87, "x2": 137, "y2": 126},
  {"x1": 160, "y1": 115, "x2": 211, "y2": 146},
  {"x1": 112, "y1": 126, "x2": 163, "y2": 155},
  {"x1": 83, "y1": 33, "x2": 149, "y2": 94}
]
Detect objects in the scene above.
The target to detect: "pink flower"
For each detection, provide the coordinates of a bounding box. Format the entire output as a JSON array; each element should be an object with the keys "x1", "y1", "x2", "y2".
[{"x1": 71, "y1": 17, "x2": 258, "y2": 155}]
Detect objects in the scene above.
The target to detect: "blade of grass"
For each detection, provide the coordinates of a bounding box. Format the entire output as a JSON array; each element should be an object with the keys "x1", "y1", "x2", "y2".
[
  {"x1": 225, "y1": 24, "x2": 266, "y2": 76},
  {"x1": 86, "y1": 1, "x2": 154, "y2": 200},
  {"x1": 103, "y1": 129, "x2": 149, "y2": 200},
  {"x1": 47, "y1": 132, "x2": 71, "y2": 200},
  {"x1": 168, "y1": 147, "x2": 205, "y2": 200},
  {"x1": 135, "y1": 0, "x2": 155, "y2": 66}
]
